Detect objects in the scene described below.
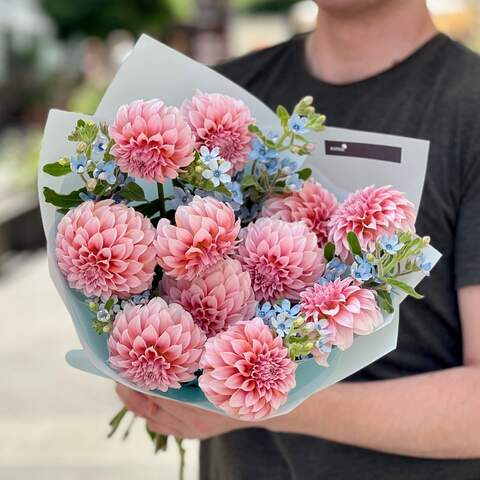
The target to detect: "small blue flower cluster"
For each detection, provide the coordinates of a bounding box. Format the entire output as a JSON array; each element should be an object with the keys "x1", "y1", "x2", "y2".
[{"x1": 257, "y1": 299, "x2": 301, "y2": 338}]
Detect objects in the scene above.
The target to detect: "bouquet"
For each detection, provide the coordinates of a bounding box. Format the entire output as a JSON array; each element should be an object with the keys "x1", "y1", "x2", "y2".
[{"x1": 39, "y1": 36, "x2": 440, "y2": 478}]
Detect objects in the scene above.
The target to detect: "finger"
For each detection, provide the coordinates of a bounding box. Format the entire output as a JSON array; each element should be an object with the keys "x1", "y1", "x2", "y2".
[
  {"x1": 152, "y1": 397, "x2": 201, "y2": 424},
  {"x1": 115, "y1": 384, "x2": 157, "y2": 418},
  {"x1": 146, "y1": 418, "x2": 183, "y2": 438}
]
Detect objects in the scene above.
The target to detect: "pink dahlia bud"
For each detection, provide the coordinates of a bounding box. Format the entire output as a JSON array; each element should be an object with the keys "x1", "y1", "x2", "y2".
[
  {"x1": 161, "y1": 258, "x2": 257, "y2": 338},
  {"x1": 56, "y1": 200, "x2": 156, "y2": 300},
  {"x1": 236, "y1": 218, "x2": 325, "y2": 302},
  {"x1": 181, "y1": 92, "x2": 254, "y2": 173},
  {"x1": 108, "y1": 297, "x2": 206, "y2": 391},
  {"x1": 199, "y1": 318, "x2": 296, "y2": 420},
  {"x1": 328, "y1": 185, "x2": 415, "y2": 260},
  {"x1": 155, "y1": 196, "x2": 240, "y2": 280},
  {"x1": 261, "y1": 180, "x2": 338, "y2": 246},
  {"x1": 109, "y1": 99, "x2": 195, "y2": 183},
  {"x1": 300, "y1": 277, "x2": 383, "y2": 350}
]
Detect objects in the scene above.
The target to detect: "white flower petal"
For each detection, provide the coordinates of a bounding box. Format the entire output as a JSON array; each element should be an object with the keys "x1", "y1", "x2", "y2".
[
  {"x1": 219, "y1": 161, "x2": 232, "y2": 173},
  {"x1": 219, "y1": 174, "x2": 231, "y2": 184},
  {"x1": 207, "y1": 159, "x2": 219, "y2": 170},
  {"x1": 202, "y1": 169, "x2": 213, "y2": 180}
]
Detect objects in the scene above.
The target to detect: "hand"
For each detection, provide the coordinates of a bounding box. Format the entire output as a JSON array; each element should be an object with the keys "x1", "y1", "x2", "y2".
[{"x1": 116, "y1": 384, "x2": 269, "y2": 439}]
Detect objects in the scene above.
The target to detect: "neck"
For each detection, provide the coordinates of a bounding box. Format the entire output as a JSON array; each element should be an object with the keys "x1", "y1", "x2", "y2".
[{"x1": 306, "y1": 0, "x2": 437, "y2": 85}]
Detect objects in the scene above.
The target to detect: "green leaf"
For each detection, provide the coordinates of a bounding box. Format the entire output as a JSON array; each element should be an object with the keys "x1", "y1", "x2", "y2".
[
  {"x1": 324, "y1": 242, "x2": 335, "y2": 262},
  {"x1": 276, "y1": 105, "x2": 290, "y2": 127},
  {"x1": 118, "y1": 182, "x2": 146, "y2": 202},
  {"x1": 377, "y1": 289, "x2": 394, "y2": 314},
  {"x1": 384, "y1": 278, "x2": 424, "y2": 300},
  {"x1": 43, "y1": 187, "x2": 86, "y2": 209},
  {"x1": 296, "y1": 167, "x2": 312, "y2": 181},
  {"x1": 347, "y1": 231, "x2": 362, "y2": 257},
  {"x1": 43, "y1": 160, "x2": 72, "y2": 177},
  {"x1": 215, "y1": 183, "x2": 232, "y2": 198},
  {"x1": 134, "y1": 200, "x2": 162, "y2": 218},
  {"x1": 248, "y1": 124, "x2": 262, "y2": 135},
  {"x1": 241, "y1": 174, "x2": 264, "y2": 192}
]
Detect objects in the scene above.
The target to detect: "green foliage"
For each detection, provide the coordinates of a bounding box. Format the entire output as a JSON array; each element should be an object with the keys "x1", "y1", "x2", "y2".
[
  {"x1": 376, "y1": 289, "x2": 394, "y2": 314},
  {"x1": 276, "y1": 105, "x2": 290, "y2": 127},
  {"x1": 43, "y1": 187, "x2": 86, "y2": 209},
  {"x1": 118, "y1": 182, "x2": 146, "y2": 202},
  {"x1": 43, "y1": 160, "x2": 72, "y2": 177},
  {"x1": 40, "y1": 0, "x2": 174, "y2": 39},
  {"x1": 296, "y1": 167, "x2": 312, "y2": 181},
  {"x1": 347, "y1": 231, "x2": 362, "y2": 257},
  {"x1": 324, "y1": 242, "x2": 335, "y2": 262},
  {"x1": 384, "y1": 278, "x2": 424, "y2": 300},
  {"x1": 68, "y1": 119, "x2": 99, "y2": 145}
]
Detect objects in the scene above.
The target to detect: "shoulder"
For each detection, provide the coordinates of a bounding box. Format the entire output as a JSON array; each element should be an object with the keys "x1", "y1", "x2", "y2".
[
  {"x1": 214, "y1": 36, "x2": 303, "y2": 88},
  {"x1": 441, "y1": 38, "x2": 480, "y2": 105}
]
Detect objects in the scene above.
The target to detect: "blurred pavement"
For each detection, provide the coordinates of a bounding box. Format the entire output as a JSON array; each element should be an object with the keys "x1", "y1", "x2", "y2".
[{"x1": 0, "y1": 252, "x2": 199, "y2": 480}]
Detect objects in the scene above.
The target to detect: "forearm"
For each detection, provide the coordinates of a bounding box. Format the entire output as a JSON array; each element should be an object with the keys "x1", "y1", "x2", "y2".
[{"x1": 270, "y1": 366, "x2": 480, "y2": 459}]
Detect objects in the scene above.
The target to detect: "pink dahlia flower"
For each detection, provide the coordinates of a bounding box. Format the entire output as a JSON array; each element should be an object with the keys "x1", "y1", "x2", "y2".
[
  {"x1": 181, "y1": 92, "x2": 254, "y2": 173},
  {"x1": 300, "y1": 277, "x2": 382, "y2": 350},
  {"x1": 161, "y1": 258, "x2": 257, "y2": 338},
  {"x1": 56, "y1": 200, "x2": 156, "y2": 300},
  {"x1": 109, "y1": 99, "x2": 195, "y2": 183},
  {"x1": 328, "y1": 185, "x2": 415, "y2": 260},
  {"x1": 261, "y1": 181, "x2": 338, "y2": 246},
  {"x1": 237, "y1": 218, "x2": 325, "y2": 302},
  {"x1": 108, "y1": 297, "x2": 206, "y2": 391},
  {"x1": 199, "y1": 318, "x2": 296, "y2": 420},
  {"x1": 155, "y1": 196, "x2": 240, "y2": 280}
]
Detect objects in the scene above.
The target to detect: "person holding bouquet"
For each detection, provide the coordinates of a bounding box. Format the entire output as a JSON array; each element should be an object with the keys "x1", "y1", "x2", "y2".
[{"x1": 117, "y1": 0, "x2": 480, "y2": 479}]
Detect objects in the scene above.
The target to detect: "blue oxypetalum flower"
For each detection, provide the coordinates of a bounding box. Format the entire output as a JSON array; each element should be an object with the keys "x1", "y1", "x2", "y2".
[
  {"x1": 70, "y1": 154, "x2": 87, "y2": 174},
  {"x1": 91, "y1": 135, "x2": 108, "y2": 162},
  {"x1": 288, "y1": 114, "x2": 309, "y2": 135},
  {"x1": 285, "y1": 173, "x2": 302, "y2": 192},
  {"x1": 249, "y1": 138, "x2": 279, "y2": 163},
  {"x1": 379, "y1": 234, "x2": 404, "y2": 255},
  {"x1": 280, "y1": 157, "x2": 298, "y2": 175},
  {"x1": 351, "y1": 255, "x2": 374, "y2": 282},
  {"x1": 416, "y1": 253, "x2": 433, "y2": 275},
  {"x1": 320, "y1": 258, "x2": 349, "y2": 283},
  {"x1": 274, "y1": 299, "x2": 301, "y2": 318},
  {"x1": 271, "y1": 312, "x2": 293, "y2": 338},
  {"x1": 79, "y1": 191, "x2": 96, "y2": 202},
  {"x1": 199, "y1": 145, "x2": 221, "y2": 165},
  {"x1": 93, "y1": 160, "x2": 117, "y2": 185},
  {"x1": 256, "y1": 302, "x2": 274, "y2": 323},
  {"x1": 227, "y1": 181, "x2": 243, "y2": 211},
  {"x1": 202, "y1": 159, "x2": 231, "y2": 187},
  {"x1": 169, "y1": 187, "x2": 194, "y2": 209}
]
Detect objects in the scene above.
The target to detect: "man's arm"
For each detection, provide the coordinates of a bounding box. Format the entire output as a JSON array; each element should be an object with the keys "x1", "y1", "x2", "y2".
[{"x1": 116, "y1": 285, "x2": 480, "y2": 459}]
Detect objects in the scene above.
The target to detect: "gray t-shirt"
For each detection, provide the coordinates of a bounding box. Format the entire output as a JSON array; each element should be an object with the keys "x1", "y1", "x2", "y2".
[{"x1": 200, "y1": 33, "x2": 480, "y2": 479}]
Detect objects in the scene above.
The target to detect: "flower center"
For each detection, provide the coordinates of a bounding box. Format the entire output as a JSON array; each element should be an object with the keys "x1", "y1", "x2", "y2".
[{"x1": 251, "y1": 354, "x2": 281, "y2": 388}]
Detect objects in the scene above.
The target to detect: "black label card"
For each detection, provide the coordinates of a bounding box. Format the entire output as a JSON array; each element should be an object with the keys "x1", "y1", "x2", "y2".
[{"x1": 325, "y1": 141, "x2": 402, "y2": 164}]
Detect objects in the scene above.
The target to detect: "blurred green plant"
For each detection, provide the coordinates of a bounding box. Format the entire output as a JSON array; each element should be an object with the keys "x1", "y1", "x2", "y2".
[
  {"x1": 40, "y1": 0, "x2": 175, "y2": 39},
  {"x1": 234, "y1": 0, "x2": 302, "y2": 12},
  {"x1": 67, "y1": 82, "x2": 106, "y2": 116},
  {"x1": 0, "y1": 128, "x2": 42, "y2": 192}
]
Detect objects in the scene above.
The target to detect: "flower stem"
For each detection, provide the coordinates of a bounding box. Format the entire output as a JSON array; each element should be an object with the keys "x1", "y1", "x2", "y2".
[
  {"x1": 157, "y1": 183, "x2": 166, "y2": 217},
  {"x1": 108, "y1": 406, "x2": 128, "y2": 438},
  {"x1": 122, "y1": 413, "x2": 137, "y2": 440},
  {"x1": 175, "y1": 437, "x2": 186, "y2": 480}
]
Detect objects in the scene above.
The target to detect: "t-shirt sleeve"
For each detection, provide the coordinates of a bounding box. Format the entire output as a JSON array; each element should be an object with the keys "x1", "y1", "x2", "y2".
[{"x1": 454, "y1": 149, "x2": 480, "y2": 289}]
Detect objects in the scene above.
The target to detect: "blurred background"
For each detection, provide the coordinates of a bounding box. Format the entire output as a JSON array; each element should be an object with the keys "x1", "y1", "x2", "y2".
[{"x1": 1, "y1": 0, "x2": 479, "y2": 478}]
